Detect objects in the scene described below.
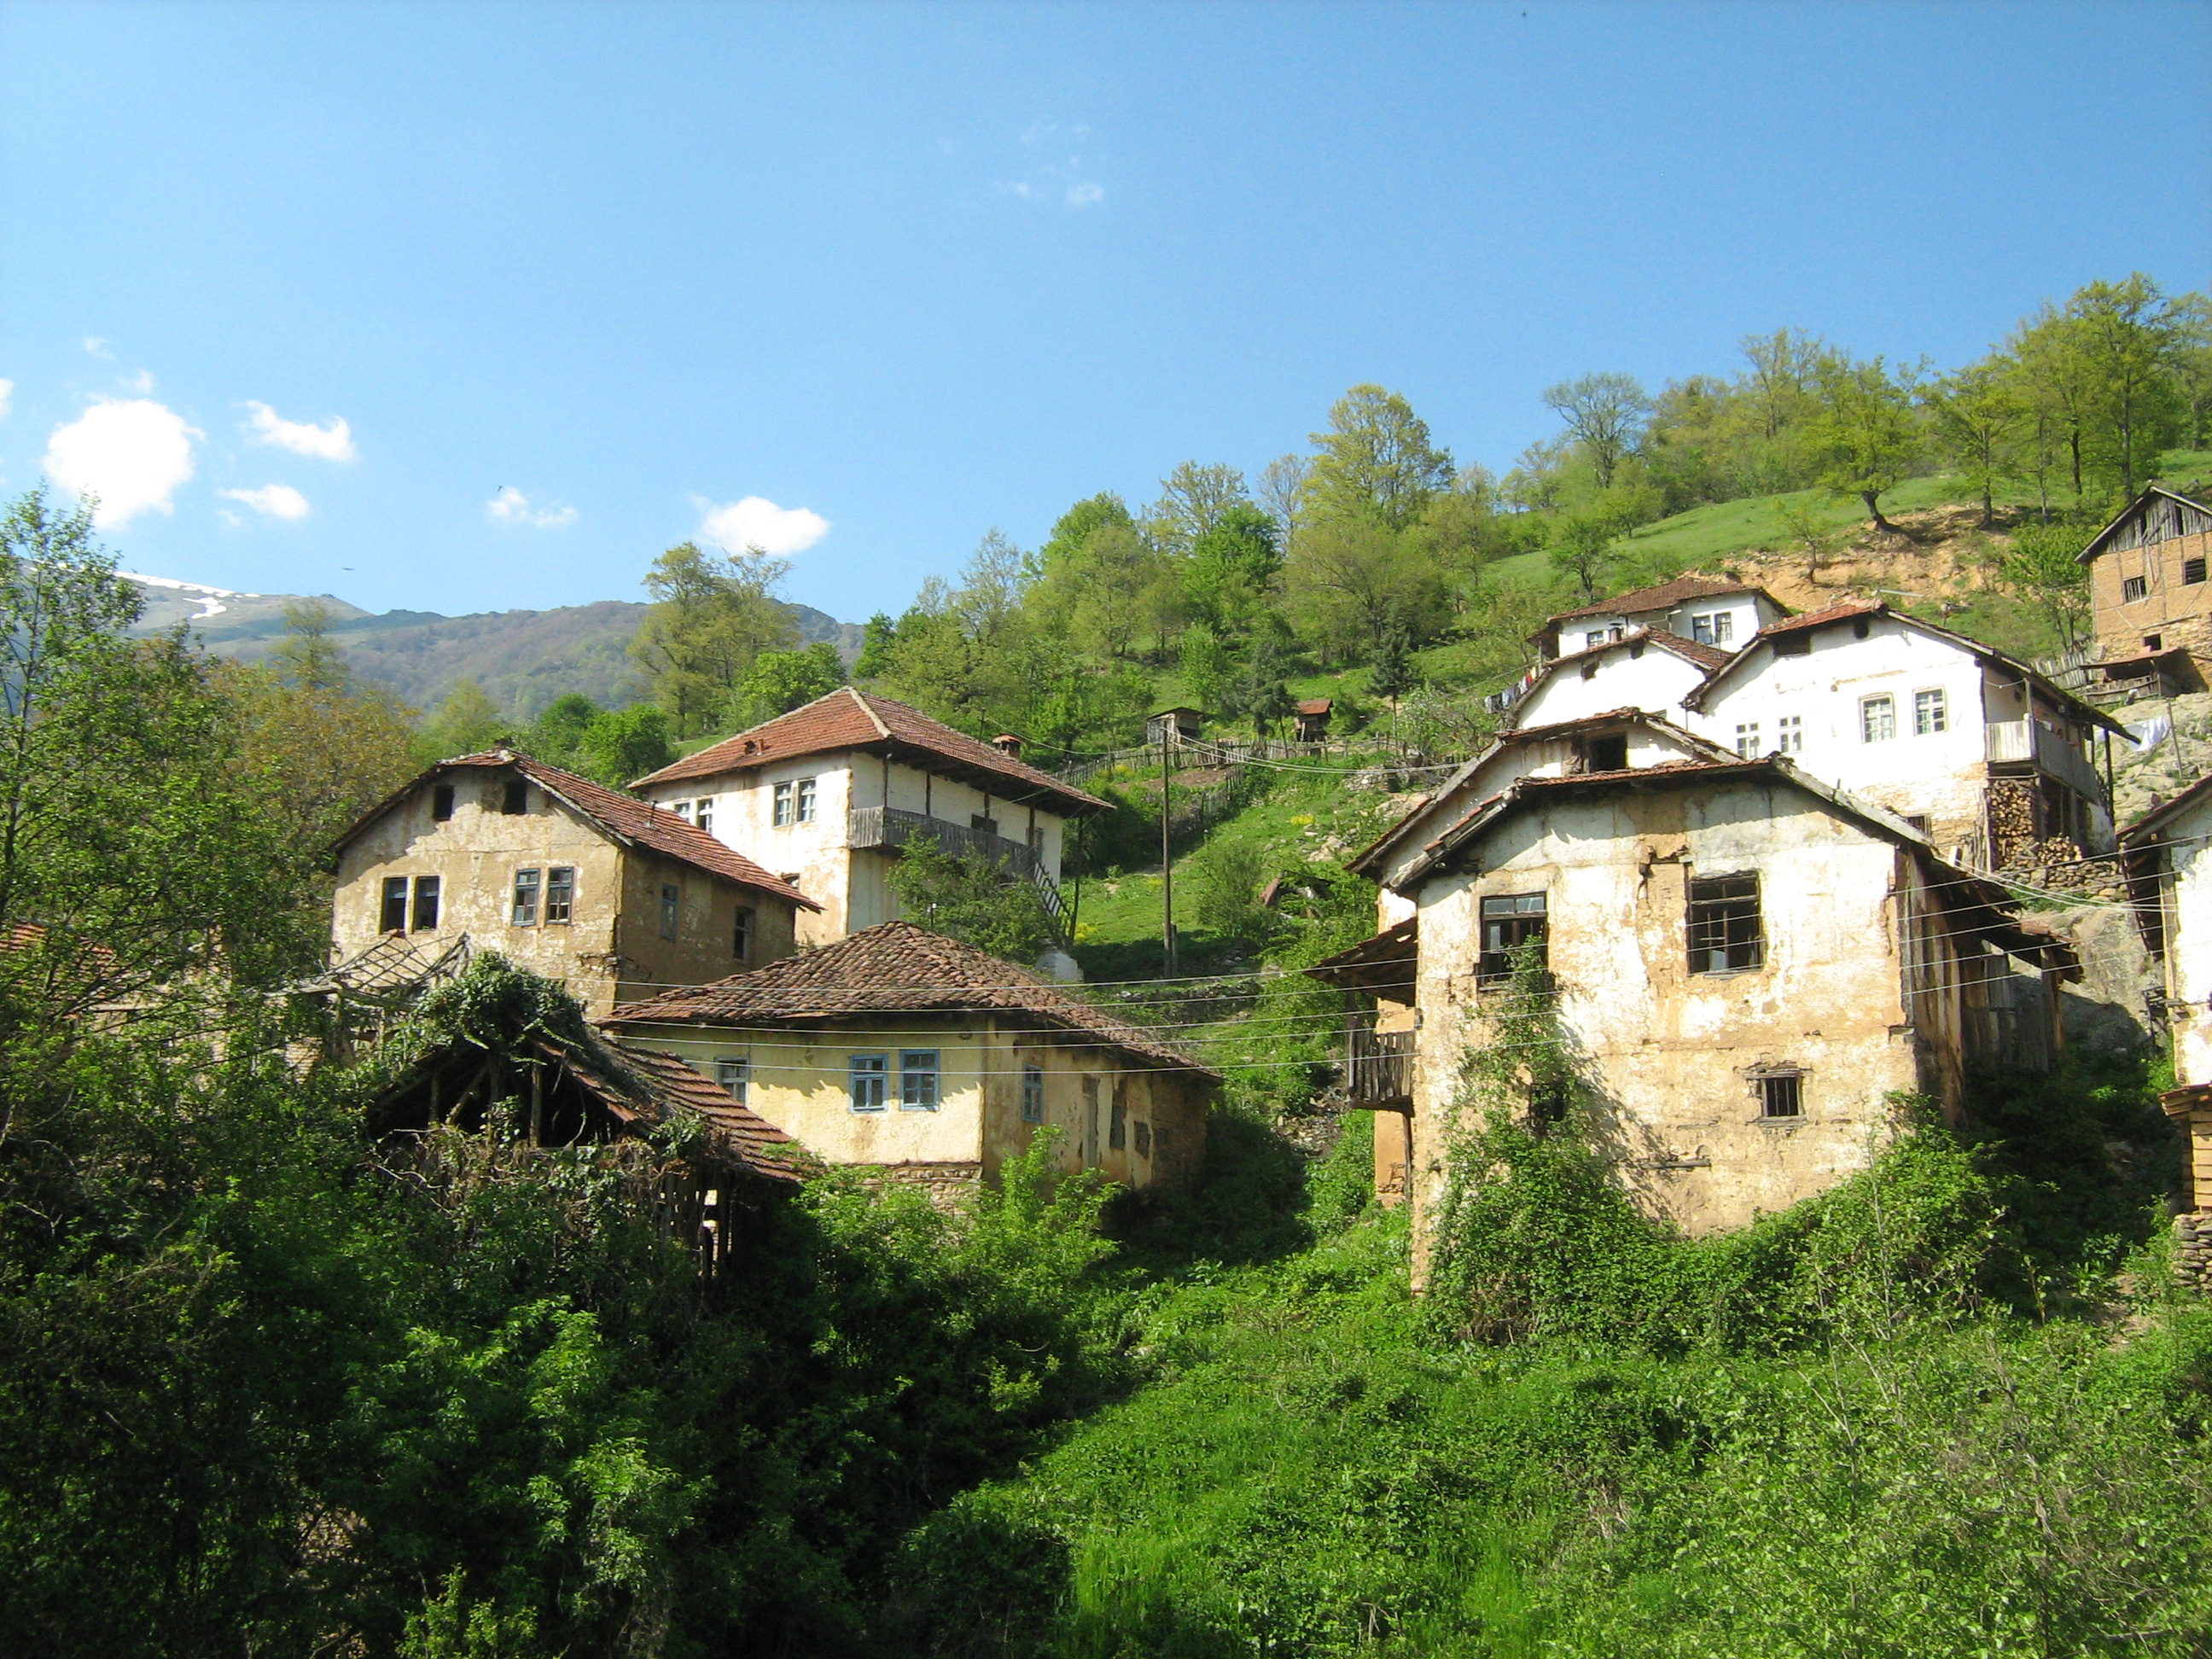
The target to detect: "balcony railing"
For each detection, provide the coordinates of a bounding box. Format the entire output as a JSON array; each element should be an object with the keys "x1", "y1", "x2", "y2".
[
  {"x1": 1346, "y1": 1017, "x2": 1415, "y2": 1106},
  {"x1": 1985, "y1": 719, "x2": 2104, "y2": 802},
  {"x1": 847, "y1": 806, "x2": 1071, "y2": 940}
]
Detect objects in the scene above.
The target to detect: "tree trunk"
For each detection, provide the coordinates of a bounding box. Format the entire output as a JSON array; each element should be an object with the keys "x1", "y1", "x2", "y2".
[
  {"x1": 1982, "y1": 481, "x2": 1995, "y2": 530},
  {"x1": 1863, "y1": 490, "x2": 1895, "y2": 533}
]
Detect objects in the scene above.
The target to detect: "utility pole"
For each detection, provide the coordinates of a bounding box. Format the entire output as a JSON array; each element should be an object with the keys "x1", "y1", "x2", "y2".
[{"x1": 1160, "y1": 725, "x2": 1177, "y2": 976}]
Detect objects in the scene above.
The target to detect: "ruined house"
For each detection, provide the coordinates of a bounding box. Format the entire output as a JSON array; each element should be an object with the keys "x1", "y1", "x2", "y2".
[
  {"x1": 631, "y1": 688, "x2": 1108, "y2": 949},
  {"x1": 2078, "y1": 485, "x2": 2212, "y2": 688},
  {"x1": 332, "y1": 750, "x2": 819, "y2": 1016},
  {"x1": 2120, "y1": 775, "x2": 2212, "y2": 1236},
  {"x1": 1342, "y1": 750, "x2": 2078, "y2": 1260},
  {"x1": 1533, "y1": 575, "x2": 1785, "y2": 661},
  {"x1": 602, "y1": 918, "x2": 1214, "y2": 1200}
]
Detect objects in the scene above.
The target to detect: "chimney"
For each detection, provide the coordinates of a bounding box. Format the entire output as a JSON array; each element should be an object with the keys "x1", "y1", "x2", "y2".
[{"x1": 992, "y1": 733, "x2": 1023, "y2": 758}]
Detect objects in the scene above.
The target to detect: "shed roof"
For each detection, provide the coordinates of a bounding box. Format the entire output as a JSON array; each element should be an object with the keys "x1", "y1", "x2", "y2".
[
  {"x1": 632, "y1": 687, "x2": 1109, "y2": 816},
  {"x1": 335, "y1": 751, "x2": 819, "y2": 910},
  {"x1": 1295, "y1": 697, "x2": 1334, "y2": 717},
  {"x1": 605, "y1": 918, "x2": 1220, "y2": 1077}
]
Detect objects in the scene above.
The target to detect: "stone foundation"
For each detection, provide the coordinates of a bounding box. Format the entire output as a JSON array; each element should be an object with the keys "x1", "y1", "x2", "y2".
[
  {"x1": 2174, "y1": 1212, "x2": 2212, "y2": 1295},
  {"x1": 859, "y1": 1161, "x2": 983, "y2": 1212}
]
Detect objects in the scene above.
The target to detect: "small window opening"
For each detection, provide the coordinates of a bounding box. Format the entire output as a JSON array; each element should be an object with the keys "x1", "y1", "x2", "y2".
[
  {"x1": 1582, "y1": 733, "x2": 1627, "y2": 772},
  {"x1": 1903, "y1": 813, "x2": 1931, "y2": 834},
  {"x1": 1478, "y1": 892, "x2": 1547, "y2": 983},
  {"x1": 732, "y1": 906, "x2": 754, "y2": 962},
  {"x1": 1687, "y1": 872, "x2": 1762, "y2": 974},
  {"x1": 1734, "y1": 722, "x2": 1761, "y2": 759},
  {"x1": 411, "y1": 875, "x2": 441, "y2": 933},
  {"x1": 716, "y1": 1058, "x2": 749, "y2": 1106},
  {"x1": 694, "y1": 797, "x2": 713, "y2": 835},
  {"x1": 1022, "y1": 1063, "x2": 1045, "y2": 1124},
  {"x1": 432, "y1": 783, "x2": 455, "y2": 821},
  {"x1": 849, "y1": 1054, "x2": 888, "y2": 1112},
  {"x1": 1133, "y1": 1120, "x2": 1152, "y2": 1158},
  {"x1": 795, "y1": 777, "x2": 817, "y2": 822},
  {"x1": 1772, "y1": 632, "x2": 1811, "y2": 657},
  {"x1": 511, "y1": 868, "x2": 541, "y2": 927},
  {"x1": 502, "y1": 778, "x2": 528, "y2": 815},
  {"x1": 2145, "y1": 635, "x2": 2164, "y2": 650},
  {"x1": 544, "y1": 866, "x2": 574, "y2": 924},
  {"x1": 899, "y1": 1050, "x2": 941, "y2": 1111},
  {"x1": 660, "y1": 882, "x2": 680, "y2": 940},
  {"x1": 1914, "y1": 688, "x2": 1947, "y2": 736},
  {"x1": 1775, "y1": 714, "x2": 1803, "y2": 754},
  {"x1": 1860, "y1": 695, "x2": 1896, "y2": 742},
  {"x1": 381, "y1": 876, "x2": 410, "y2": 934},
  {"x1": 1109, "y1": 1097, "x2": 1127, "y2": 1150},
  {"x1": 2123, "y1": 575, "x2": 2149, "y2": 602},
  {"x1": 2186, "y1": 559, "x2": 2207, "y2": 586},
  {"x1": 1757, "y1": 1073, "x2": 1803, "y2": 1119}
]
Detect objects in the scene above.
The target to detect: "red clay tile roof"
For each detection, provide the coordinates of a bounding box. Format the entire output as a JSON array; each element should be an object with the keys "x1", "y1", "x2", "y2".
[
  {"x1": 1546, "y1": 575, "x2": 1768, "y2": 626},
  {"x1": 631, "y1": 688, "x2": 1110, "y2": 816},
  {"x1": 1755, "y1": 598, "x2": 1885, "y2": 637},
  {"x1": 339, "y1": 751, "x2": 820, "y2": 910},
  {"x1": 589, "y1": 1035, "x2": 811, "y2": 1181},
  {"x1": 1295, "y1": 697, "x2": 1333, "y2": 716},
  {"x1": 605, "y1": 918, "x2": 1220, "y2": 1077},
  {"x1": 1653, "y1": 634, "x2": 1735, "y2": 672}
]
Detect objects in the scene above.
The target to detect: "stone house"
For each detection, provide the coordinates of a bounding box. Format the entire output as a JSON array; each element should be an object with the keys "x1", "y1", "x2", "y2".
[
  {"x1": 332, "y1": 750, "x2": 819, "y2": 1016},
  {"x1": 631, "y1": 688, "x2": 1109, "y2": 948},
  {"x1": 2119, "y1": 774, "x2": 2212, "y2": 1225},
  {"x1": 1345, "y1": 751, "x2": 2078, "y2": 1260},
  {"x1": 602, "y1": 919, "x2": 1214, "y2": 1198},
  {"x1": 1682, "y1": 602, "x2": 2127, "y2": 869},
  {"x1": 2078, "y1": 486, "x2": 2212, "y2": 683},
  {"x1": 1533, "y1": 575, "x2": 1784, "y2": 661}
]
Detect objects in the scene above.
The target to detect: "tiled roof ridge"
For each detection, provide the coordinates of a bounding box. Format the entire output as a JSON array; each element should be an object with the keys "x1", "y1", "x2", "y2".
[{"x1": 1546, "y1": 574, "x2": 1765, "y2": 626}]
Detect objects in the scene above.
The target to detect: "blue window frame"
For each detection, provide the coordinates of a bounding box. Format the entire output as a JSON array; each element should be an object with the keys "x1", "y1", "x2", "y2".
[
  {"x1": 1021, "y1": 1063, "x2": 1045, "y2": 1124},
  {"x1": 849, "y1": 1054, "x2": 888, "y2": 1112},
  {"x1": 900, "y1": 1050, "x2": 940, "y2": 1110}
]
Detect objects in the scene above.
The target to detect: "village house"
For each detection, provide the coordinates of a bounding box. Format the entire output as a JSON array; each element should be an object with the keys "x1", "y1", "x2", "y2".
[
  {"x1": 1533, "y1": 574, "x2": 1785, "y2": 661},
  {"x1": 1342, "y1": 748, "x2": 2078, "y2": 1260},
  {"x1": 1502, "y1": 631, "x2": 1735, "y2": 730},
  {"x1": 602, "y1": 918, "x2": 1215, "y2": 1198},
  {"x1": 631, "y1": 688, "x2": 1109, "y2": 949},
  {"x1": 331, "y1": 750, "x2": 818, "y2": 1016},
  {"x1": 1681, "y1": 601, "x2": 2128, "y2": 869},
  {"x1": 2119, "y1": 776, "x2": 2212, "y2": 1243},
  {"x1": 2078, "y1": 486, "x2": 2212, "y2": 693}
]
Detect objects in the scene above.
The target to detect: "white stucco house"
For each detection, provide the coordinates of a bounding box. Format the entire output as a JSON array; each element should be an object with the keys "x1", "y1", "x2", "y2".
[
  {"x1": 1534, "y1": 575, "x2": 1786, "y2": 661},
  {"x1": 1505, "y1": 631, "x2": 1735, "y2": 731},
  {"x1": 632, "y1": 688, "x2": 1109, "y2": 949}
]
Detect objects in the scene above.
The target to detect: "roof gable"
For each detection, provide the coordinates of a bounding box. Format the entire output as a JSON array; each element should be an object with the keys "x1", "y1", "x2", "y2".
[
  {"x1": 631, "y1": 687, "x2": 1109, "y2": 816},
  {"x1": 2076, "y1": 486, "x2": 2212, "y2": 563},
  {"x1": 604, "y1": 918, "x2": 1218, "y2": 1076}
]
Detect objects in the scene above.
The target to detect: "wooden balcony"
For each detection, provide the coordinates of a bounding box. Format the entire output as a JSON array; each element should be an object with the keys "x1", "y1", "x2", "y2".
[
  {"x1": 1985, "y1": 719, "x2": 2104, "y2": 802},
  {"x1": 848, "y1": 805, "x2": 1039, "y2": 871},
  {"x1": 1346, "y1": 1017, "x2": 1415, "y2": 1106}
]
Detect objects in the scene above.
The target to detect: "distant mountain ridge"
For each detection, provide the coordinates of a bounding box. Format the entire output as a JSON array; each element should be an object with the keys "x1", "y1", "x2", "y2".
[{"x1": 125, "y1": 575, "x2": 864, "y2": 719}]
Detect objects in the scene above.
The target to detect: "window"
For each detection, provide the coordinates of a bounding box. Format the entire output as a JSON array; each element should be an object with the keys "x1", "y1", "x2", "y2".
[
  {"x1": 511, "y1": 868, "x2": 541, "y2": 926},
  {"x1": 1584, "y1": 630, "x2": 1604, "y2": 650},
  {"x1": 1903, "y1": 814, "x2": 1931, "y2": 834},
  {"x1": 1860, "y1": 695, "x2": 1895, "y2": 742},
  {"x1": 1022, "y1": 1063, "x2": 1045, "y2": 1124},
  {"x1": 1109, "y1": 1096, "x2": 1127, "y2": 1151},
  {"x1": 694, "y1": 797, "x2": 713, "y2": 835},
  {"x1": 1687, "y1": 873, "x2": 1762, "y2": 974},
  {"x1": 2145, "y1": 635, "x2": 2165, "y2": 650},
  {"x1": 774, "y1": 778, "x2": 818, "y2": 826},
  {"x1": 2123, "y1": 575, "x2": 2148, "y2": 602},
  {"x1": 772, "y1": 782, "x2": 794, "y2": 826},
  {"x1": 731, "y1": 907, "x2": 754, "y2": 962},
  {"x1": 1913, "y1": 689, "x2": 1948, "y2": 736},
  {"x1": 848, "y1": 1055, "x2": 888, "y2": 1112},
  {"x1": 716, "y1": 1058, "x2": 749, "y2": 1106},
  {"x1": 795, "y1": 778, "x2": 817, "y2": 822},
  {"x1": 1757, "y1": 1072, "x2": 1803, "y2": 1119},
  {"x1": 544, "y1": 866, "x2": 574, "y2": 924},
  {"x1": 660, "y1": 883, "x2": 680, "y2": 940},
  {"x1": 502, "y1": 779, "x2": 528, "y2": 815},
  {"x1": 673, "y1": 800, "x2": 694, "y2": 822},
  {"x1": 1581, "y1": 733, "x2": 1627, "y2": 772},
  {"x1": 1734, "y1": 722, "x2": 1761, "y2": 758},
  {"x1": 2187, "y1": 559, "x2": 2208, "y2": 586},
  {"x1": 1772, "y1": 632, "x2": 1812, "y2": 657},
  {"x1": 899, "y1": 1050, "x2": 940, "y2": 1111},
  {"x1": 1776, "y1": 714, "x2": 1803, "y2": 754},
  {"x1": 1478, "y1": 892, "x2": 1547, "y2": 982},
  {"x1": 381, "y1": 876, "x2": 410, "y2": 934},
  {"x1": 1133, "y1": 1120, "x2": 1152, "y2": 1159},
  {"x1": 1691, "y1": 611, "x2": 1733, "y2": 645},
  {"x1": 432, "y1": 783, "x2": 455, "y2": 821},
  {"x1": 411, "y1": 875, "x2": 441, "y2": 933}
]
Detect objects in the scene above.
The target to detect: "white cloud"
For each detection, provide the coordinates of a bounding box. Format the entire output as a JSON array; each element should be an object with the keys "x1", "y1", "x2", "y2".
[
  {"x1": 82, "y1": 336, "x2": 112, "y2": 359},
  {"x1": 1066, "y1": 181, "x2": 1104, "y2": 207},
  {"x1": 0, "y1": 381, "x2": 12, "y2": 422},
  {"x1": 123, "y1": 369, "x2": 155, "y2": 394},
  {"x1": 219, "y1": 484, "x2": 311, "y2": 521},
  {"x1": 44, "y1": 398, "x2": 201, "y2": 527},
  {"x1": 244, "y1": 400, "x2": 358, "y2": 462},
  {"x1": 694, "y1": 494, "x2": 830, "y2": 556},
  {"x1": 486, "y1": 486, "x2": 578, "y2": 528}
]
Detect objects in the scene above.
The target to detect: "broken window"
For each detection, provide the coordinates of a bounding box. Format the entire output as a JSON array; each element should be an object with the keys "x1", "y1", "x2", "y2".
[
  {"x1": 411, "y1": 875, "x2": 441, "y2": 933},
  {"x1": 731, "y1": 906, "x2": 754, "y2": 961},
  {"x1": 1687, "y1": 873, "x2": 1761, "y2": 974},
  {"x1": 502, "y1": 778, "x2": 528, "y2": 815},
  {"x1": 1478, "y1": 892, "x2": 1547, "y2": 983},
  {"x1": 512, "y1": 869, "x2": 541, "y2": 926},
  {"x1": 660, "y1": 882, "x2": 680, "y2": 940},
  {"x1": 1756, "y1": 1072, "x2": 1803, "y2": 1119},
  {"x1": 848, "y1": 1054, "x2": 888, "y2": 1112},
  {"x1": 899, "y1": 1050, "x2": 940, "y2": 1111},
  {"x1": 1580, "y1": 733, "x2": 1627, "y2": 772},
  {"x1": 1775, "y1": 714, "x2": 1802, "y2": 753},
  {"x1": 1022, "y1": 1063, "x2": 1045, "y2": 1124},
  {"x1": 1133, "y1": 1120, "x2": 1152, "y2": 1159},
  {"x1": 716, "y1": 1058, "x2": 749, "y2": 1106},
  {"x1": 544, "y1": 866, "x2": 574, "y2": 924},
  {"x1": 381, "y1": 876, "x2": 410, "y2": 934},
  {"x1": 1913, "y1": 688, "x2": 1947, "y2": 736},
  {"x1": 1860, "y1": 695, "x2": 1895, "y2": 742},
  {"x1": 1734, "y1": 722, "x2": 1761, "y2": 758},
  {"x1": 432, "y1": 783, "x2": 455, "y2": 821},
  {"x1": 2123, "y1": 575, "x2": 2148, "y2": 602}
]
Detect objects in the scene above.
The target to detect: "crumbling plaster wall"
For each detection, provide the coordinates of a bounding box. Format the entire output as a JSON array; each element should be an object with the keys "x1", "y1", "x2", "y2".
[{"x1": 1406, "y1": 783, "x2": 1929, "y2": 1272}]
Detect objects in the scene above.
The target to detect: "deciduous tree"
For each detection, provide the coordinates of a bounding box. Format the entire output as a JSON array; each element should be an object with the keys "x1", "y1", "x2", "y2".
[
  {"x1": 1304, "y1": 385, "x2": 1453, "y2": 531},
  {"x1": 1807, "y1": 355, "x2": 1923, "y2": 532},
  {"x1": 628, "y1": 542, "x2": 797, "y2": 735},
  {"x1": 1541, "y1": 373, "x2": 1652, "y2": 490}
]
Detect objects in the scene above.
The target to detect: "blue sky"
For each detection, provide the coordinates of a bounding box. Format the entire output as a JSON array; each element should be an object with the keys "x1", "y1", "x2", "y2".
[{"x1": 3, "y1": 1, "x2": 2206, "y2": 624}]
